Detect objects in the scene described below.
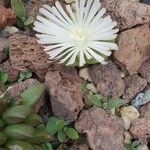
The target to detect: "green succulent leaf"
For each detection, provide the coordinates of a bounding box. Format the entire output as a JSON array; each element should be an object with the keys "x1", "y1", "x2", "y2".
[
  {"x1": 65, "y1": 128, "x2": 79, "y2": 140},
  {"x1": 42, "y1": 143, "x2": 53, "y2": 150},
  {"x1": 107, "y1": 98, "x2": 125, "y2": 109},
  {"x1": 5, "y1": 140, "x2": 34, "y2": 150},
  {"x1": 46, "y1": 117, "x2": 59, "y2": 135},
  {"x1": 56, "y1": 120, "x2": 65, "y2": 131},
  {"x1": 21, "y1": 84, "x2": 45, "y2": 106},
  {"x1": 2, "y1": 105, "x2": 31, "y2": 125},
  {"x1": 0, "y1": 70, "x2": 8, "y2": 84},
  {"x1": 24, "y1": 114, "x2": 43, "y2": 126},
  {"x1": 3, "y1": 124, "x2": 34, "y2": 140},
  {"x1": 11, "y1": 0, "x2": 26, "y2": 20},
  {"x1": 87, "y1": 93, "x2": 103, "y2": 107},
  {"x1": 58, "y1": 129, "x2": 67, "y2": 143}
]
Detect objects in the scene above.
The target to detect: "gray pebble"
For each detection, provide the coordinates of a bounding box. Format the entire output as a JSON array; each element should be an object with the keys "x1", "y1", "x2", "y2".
[{"x1": 131, "y1": 89, "x2": 150, "y2": 108}]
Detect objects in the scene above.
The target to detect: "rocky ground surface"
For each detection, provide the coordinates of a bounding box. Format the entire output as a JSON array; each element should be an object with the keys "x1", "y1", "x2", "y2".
[{"x1": 0, "y1": 0, "x2": 150, "y2": 150}]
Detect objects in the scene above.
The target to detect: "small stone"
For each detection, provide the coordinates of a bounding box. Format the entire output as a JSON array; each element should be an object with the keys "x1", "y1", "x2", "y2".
[
  {"x1": 124, "y1": 131, "x2": 132, "y2": 144},
  {"x1": 64, "y1": 0, "x2": 74, "y2": 3},
  {"x1": 122, "y1": 116, "x2": 131, "y2": 130},
  {"x1": 120, "y1": 106, "x2": 140, "y2": 123},
  {"x1": 0, "y1": 59, "x2": 19, "y2": 82},
  {"x1": 89, "y1": 62, "x2": 125, "y2": 98},
  {"x1": 137, "y1": 144, "x2": 149, "y2": 150},
  {"x1": 131, "y1": 89, "x2": 150, "y2": 108},
  {"x1": 45, "y1": 68, "x2": 83, "y2": 122},
  {"x1": 138, "y1": 60, "x2": 150, "y2": 83},
  {"x1": 86, "y1": 83, "x2": 98, "y2": 94},
  {"x1": 123, "y1": 75, "x2": 147, "y2": 102},
  {"x1": 140, "y1": 102, "x2": 150, "y2": 119},
  {"x1": 2, "y1": 26, "x2": 19, "y2": 37},
  {"x1": 0, "y1": 5, "x2": 16, "y2": 28},
  {"x1": 75, "y1": 107, "x2": 124, "y2": 150},
  {"x1": 79, "y1": 68, "x2": 91, "y2": 81},
  {"x1": 114, "y1": 25, "x2": 150, "y2": 75}
]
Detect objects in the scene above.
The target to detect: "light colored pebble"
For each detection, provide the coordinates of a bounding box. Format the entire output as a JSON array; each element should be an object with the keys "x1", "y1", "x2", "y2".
[
  {"x1": 64, "y1": 0, "x2": 75, "y2": 4},
  {"x1": 122, "y1": 116, "x2": 131, "y2": 130},
  {"x1": 124, "y1": 131, "x2": 132, "y2": 144},
  {"x1": 120, "y1": 106, "x2": 140, "y2": 123},
  {"x1": 2, "y1": 26, "x2": 19, "y2": 36},
  {"x1": 79, "y1": 68, "x2": 91, "y2": 81},
  {"x1": 132, "y1": 89, "x2": 150, "y2": 108},
  {"x1": 86, "y1": 83, "x2": 98, "y2": 93},
  {"x1": 137, "y1": 144, "x2": 149, "y2": 150}
]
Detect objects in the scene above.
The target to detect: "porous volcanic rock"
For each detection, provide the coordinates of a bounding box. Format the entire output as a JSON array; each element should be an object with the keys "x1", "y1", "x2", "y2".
[
  {"x1": 0, "y1": 5, "x2": 16, "y2": 28},
  {"x1": 101, "y1": 0, "x2": 150, "y2": 30},
  {"x1": 0, "y1": 59, "x2": 19, "y2": 82},
  {"x1": 123, "y1": 75, "x2": 147, "y2": 102},
  {"x1": 138, "y1": 60, "x2": 150, "y2": 83},
  {"x1": 0, "y1": 38, "x2": 9, "y2": 63},
  {"x1": 69, "y1": 143, "x2": 89, "y2": 150},
  {"x1": 75, "y1": 107, "x2": 125, "y2": 150},
  {"x1": 9, "y1": 33, "x2": 50, "y2": 80},
  {"x1": 45, "y1": 68, "x2": 83, "y2": 122},
  {"x1": 89, "y1": 62, "x2": 125, "y2": 98},
  {"x1": 140, "y1": 102, "x2": 150, "y2": 119},
  {"x1": 114, "y1": 24, "x2": 150, "y2": 75}
]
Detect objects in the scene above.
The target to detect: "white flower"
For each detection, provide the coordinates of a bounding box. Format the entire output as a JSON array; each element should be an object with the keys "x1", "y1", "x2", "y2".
[{"x1": 34, "y1": 0, "x2": 119, "y2": 67}]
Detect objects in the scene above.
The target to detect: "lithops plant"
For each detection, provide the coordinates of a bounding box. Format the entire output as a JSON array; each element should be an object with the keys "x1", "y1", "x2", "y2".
[{"x1": 0, "y1": 84, "x2": 52, "y2": 149}]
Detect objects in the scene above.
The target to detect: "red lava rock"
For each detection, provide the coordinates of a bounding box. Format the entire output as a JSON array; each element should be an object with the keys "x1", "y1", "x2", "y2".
[
  {"x1": 140, "y1": 102, "x2": 150, "y2": 119},
  {"x1": 123, "y1": 75, "x2": 147, "y2": 102},
  {"x1": 101, "y1": 0, "x2": 150, "y2": 30},
  {"x1": 0, "y1": 38, "x2": 9, "y2": 63},
  {"x1": 75, "y1": 107, "x2": 125, "y2": 150},
  {"x1": 130, "y1": 118, "x2": 150, "y2": 144},
  {"x1": 114, "y1": 24, "x2": 150, "y2": 75},
  {"x1": 27, "y1": 0, "x2": 57, "y2": 19},
  {"x1": 45, "y1": 68, "x2": 83, "y2": 122},
  {"x1": 7, "y1": 78, "x2": 39, "y2": 99},
  {"x1": 9, "y1": 33, "x2": 50, "y2": 80},
  {"x1": 0, "y1": 59, "x2": 19, "y2": 82},
  {"x1": 89, "y1": 62, "x2": 125, "y2": 98},
  {"x1": 0, "y1": 5, "x2": 16, "y2": 28},
  {"x1": 138, "y1": 60, "x2": 150, "y2": 83}
]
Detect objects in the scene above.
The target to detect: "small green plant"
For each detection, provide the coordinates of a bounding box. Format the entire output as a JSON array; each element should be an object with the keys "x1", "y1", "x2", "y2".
[
  {"x1": 18, "y1": 71, "x2": 32, "y2": 82},
  {"x1": 87, "y1": 92, "x2": 125, "y2": 111},
  {"x1": 124, "y1": 140, "x2": 141, "y2": 150},
  {"x1": 11, "y1": 0, "x2": 34, "y2": 30},
  {"x1": 0, "y1": 83, "x2": 49, "y2": 149},
  {"x1": 43, "y1": 117, "x2": 79, "y2": 149},
  {"x1": 0, "y1": 69, "x2": 8, "y2": 84}
]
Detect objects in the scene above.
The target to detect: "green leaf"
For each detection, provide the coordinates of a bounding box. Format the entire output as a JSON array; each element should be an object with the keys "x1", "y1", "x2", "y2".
[
  {"x1": 42, "y1": 143, "x2": 53, "y2": 150},
  {"x1": 65, "y1": 128, "x2": 79, "y2": 140},
  {"x1": 80, "y1": 83, "x2": 88, "y2": 92},
  {"x1": 107, "y1": 98, "x2": 125, "y2": 109},
  {"x1": 21, "y1": 84, "x2": 45, "y2": 106},
  {"x1": 0, "y1": 70, "x2": 8, "y2": 84},
  {"x1": 11, "y1": 0, "x2": 26, "y2": 20},
  {"x1": 24, "y1": 16, "x2": 34, "y2": 26},
  {"x1": 87, "y1": 93, "x2": 103, "y2": 107},
  {"x1": 19, "y1": 71, "x2": 32, "y2": 81},
  {"x1": 58, "y1": 129, "x2": 67, "y2": 143},
  {"x1": 46, "y1": 117, "x2": 59, "y2": 135},
  {"x1": 56, "y1": 120, "x2": 65, "y2": 131}
]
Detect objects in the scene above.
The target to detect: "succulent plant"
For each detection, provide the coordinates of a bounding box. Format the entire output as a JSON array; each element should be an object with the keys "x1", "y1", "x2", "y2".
[{"x1": 0, "y1": 84, "x2": 52, "y2": 149}]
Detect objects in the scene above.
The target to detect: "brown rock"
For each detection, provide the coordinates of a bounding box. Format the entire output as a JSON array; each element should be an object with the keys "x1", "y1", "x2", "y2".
[
  {"x1": 89, "y1": 62, "x2": 125, "y2": 98},
  {"x1": 45, "y1": 68, "x2": 83, "y2": 122},
  {"x1": 130, "y1": 118, "x2": 150, "y2": 144},
  {"x1": 140, "y1": 102, "x2": 150, "y2": 119},
  {"x1": 123, "y1": 75, "x2": 147, "y2": 102},
  {"x1": 27, "y1": 0, "x2": 57, "y2": 19},
  {"x1": 114, "y1": 24, "x2": 150, "y2": 75},
  {"x1": 0, "y1": 5, "x2": 16, "y2": 28},
  {"x1": 138, "y1": 60, "x2": 150, "y2": 83},
  {"x1": 75, "y1": 107, "x2": 124, "y2": 150},
  {"x1": 0, "y1": 38, "x2": 9, "y2": 63},
  {"x1": 7, "y1": 78, "x2": 39, "y2": 99},
  {"x1": 101, "y1": 0, "x2": 150, "y2": 30},
  {"x1": 9, "y1": 33, "x2": 50, "y2": 80},
  {"x1": 0, "y1": 59, "x2": 19, "y2": 82}
]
